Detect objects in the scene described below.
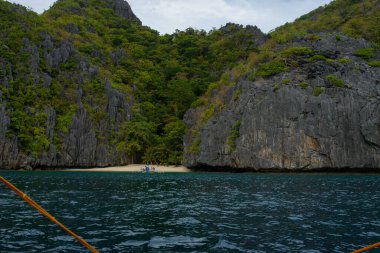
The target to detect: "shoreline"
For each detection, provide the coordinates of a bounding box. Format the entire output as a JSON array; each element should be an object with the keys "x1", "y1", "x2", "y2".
[
  {"x1": 1, "y1": 165, "x2": 379, "y2": 173},
  {"x1": 63, "y1": 164, "x2": 191, "y2": 173}
]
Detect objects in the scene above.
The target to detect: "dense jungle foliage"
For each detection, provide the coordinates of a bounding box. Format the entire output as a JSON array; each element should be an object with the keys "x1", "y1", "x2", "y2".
[
  {"x1": 0, "y1": 0, "x2": 264, "y2": 164},
  {"x1": 1, "y1": 0, "x2": 378, "y2": 165}
]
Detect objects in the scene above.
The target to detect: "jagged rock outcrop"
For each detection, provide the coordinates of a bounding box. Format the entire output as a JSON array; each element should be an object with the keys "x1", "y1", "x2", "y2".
[
  {"x1": 0, "y1": 80, "x2": 133, "y2": 169},
  {"x1": 2, "y1": 0, "x2": 269, "y2": 169},
  {"x1": 49, "y1": 0, "x2": 141, "y2": 25},
  {"x1": 0, "y1": 20, "x2": 134, "y2": 169},
  {"x1": 109, "y1": 0, "x2": 141, "y2": 25},
  {"x1": 184, "y1": 34, "x2": 380, "y2": 171},
  {"x1": 220, "y1": 23, "x2": 268, "y2": 46},
  {"x1": 1, "y1": 0, "x2": 379, "y2": 170},
  {"x1": 0, "y1": 96, "x2": 133, "y2": 170}
]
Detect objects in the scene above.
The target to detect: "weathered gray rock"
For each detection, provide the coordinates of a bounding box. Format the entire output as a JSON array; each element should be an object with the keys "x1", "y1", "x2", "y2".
[
  {"x1": 0, "y1": 104, "x2": 9, "y2": 140},
  {"x1": 105, "y1": 79, "x2": 133, "y2": 124},
  {"x1": 0, "y1": 0, "x2": 140, "y2": 170},
  {"x1": 111, "y1": 48, "x2": 127, "y2": 65},
  {"x1": 184, "y1": 35, "x2": 380, "y2": 171},
  {"x1": 0, "y1": 72, "x2": 134, "y2": 169},
  {"x1": 49, "y1": 0, "x2": 141, "y2": 25},
  {"x1": 59, "y1": 105, "x2": 97, "y2": 167},
  {"x1": 45, "y1": 106, "x2": 56, "y2": 145},
  {"x1": 2, "y1": 76, "x2": 9, "y2": 88},
  {"x1": 41, "y1": 33, "x2": 54, "y2": 50},
  {"x1": 0, "y1": 61, "x2": 12, "y2": 89},
  {"x1": 87, "y1": 25, "x2": 96, "y2": 34},
  {"x1": 22, "y1": 38, "x2": 39, "y2": 73},
  {"x1": 110, "y1": 0, "x2": 141, "y2": 25},
  {"x1": 51, "y1": 40, "x2": 74, "y2": 68},
  {"x1": 0, "y1": 103, "x2": 23, "y2": 169},
  {"x1": 219, "y1": 23, "x2": 268, "y2": 47},
  {"x1": 42, "y1": 73, "x2": 52, "y2": 87},
  {"x1": 65, "y1": 23, "x2": 80, "y2": 34},
  {"x1": 246, "y1": 25, "x2": 269, "y2": 46}
]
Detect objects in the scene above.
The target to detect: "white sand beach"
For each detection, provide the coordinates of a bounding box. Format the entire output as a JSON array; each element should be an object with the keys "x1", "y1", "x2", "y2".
[{"x1": 65, "y1": 164, "x2": 191, "y2": 173}]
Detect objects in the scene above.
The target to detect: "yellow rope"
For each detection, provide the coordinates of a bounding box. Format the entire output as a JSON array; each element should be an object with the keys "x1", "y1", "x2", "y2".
[
  {"x1": 352, "y1": 242, "x2": 380, "y2": 253},
  {"x1": 0, "y1": 176, "x2": 99, "y2": 253}
]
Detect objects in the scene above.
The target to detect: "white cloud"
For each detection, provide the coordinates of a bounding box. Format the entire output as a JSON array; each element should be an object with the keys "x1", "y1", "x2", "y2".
[
  {"x1": 128, "y1": 0, "x2": 332, "y2": 34},
  {"x1": 8, "y1": 0, "x2": 333, "y2": 34},
  {"x1": 8, "y1": 0, "x2": 54, "y2": 13}
]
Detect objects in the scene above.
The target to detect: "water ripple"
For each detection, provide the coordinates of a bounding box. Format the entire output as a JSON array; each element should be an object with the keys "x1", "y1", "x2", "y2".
[
  {"x1": 1, "y1": 172, "x2": 380, "y2": 252},
  {"x1": 149, "y1": 236, "x2": 206, "y2": 248}
]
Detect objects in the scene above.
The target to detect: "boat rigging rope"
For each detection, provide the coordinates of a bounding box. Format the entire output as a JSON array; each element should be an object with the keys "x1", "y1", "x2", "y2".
[
  {"x1": 0, "y1": 176, "x2": 99, "y2": 253},
  {"x1": 352, "y1": 242, "x2": 380, "y2": 253}
]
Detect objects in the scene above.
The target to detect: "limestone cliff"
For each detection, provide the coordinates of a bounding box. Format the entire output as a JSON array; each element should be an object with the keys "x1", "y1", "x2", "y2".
[
  {"x1": 0, "y1": 34, "x2": 134, "y2": 168},
  {"x1": 0, "y1": 0, "x2": 266, "y2": 169},
  {"x1": 183, "y1": 34, "x2": 380, "y2": 170},
  {"x1": 48, "y1": 0, "x2": 141, "y2": 24},
  {"x1": 0, "y1": 1, "x2": 135, "y2": 169},
  {"x1": 1, "y1": 0, "x2": 379, "y2": 170}
]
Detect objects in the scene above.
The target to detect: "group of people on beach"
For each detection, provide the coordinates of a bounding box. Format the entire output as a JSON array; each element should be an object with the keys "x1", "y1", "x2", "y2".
[{"x1": 142, "y1": 162, "x2": 156, "y2": 172}]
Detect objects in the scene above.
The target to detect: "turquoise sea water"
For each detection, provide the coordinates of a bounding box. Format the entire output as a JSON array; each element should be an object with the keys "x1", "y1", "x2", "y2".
[{"x1": 0, "y1": 171, "x2": 380, "y2": 252}]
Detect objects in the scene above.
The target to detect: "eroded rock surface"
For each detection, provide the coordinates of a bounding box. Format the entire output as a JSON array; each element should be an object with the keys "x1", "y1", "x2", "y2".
[{"x1": 184, "y1": 34, "x2": 380, "y2": 170}]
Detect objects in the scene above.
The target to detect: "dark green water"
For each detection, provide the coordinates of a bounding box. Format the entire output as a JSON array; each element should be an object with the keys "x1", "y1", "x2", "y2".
[{"x1": 1, "y1": 172, "x2": 380, "y2": 252}]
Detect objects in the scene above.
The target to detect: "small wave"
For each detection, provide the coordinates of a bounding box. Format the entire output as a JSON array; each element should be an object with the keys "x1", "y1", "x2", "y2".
[
  {"x1": 148, "y1": 236, "x2": 206, "y2": 248},
  {"x1": 117, "y1": 240, "x2": 148, "y2": 247},
  {"x1": 204, "y1": 207, "x2": 222, "y2": 212},
  {"x1": 165, "y1": 217, "x2": 201, "y2": 226},
  {"x1": 52, "y1": 235, "x2": 75, "y2": 242},
  {"x1": 1, "y1": 244, "x2": 21, "y2": 250},
  {"x1": 360, "y1": 232, "x2": 380, "y2": 237},
  {"x1": 86, "y1": 238, "x2": 108, "y2": 243},
  {"x1": 319, "y1": 221, "x2": 342, "y2": 227},
  {"x1": 45, "y1": 245, "x2": 84, "y2": 252},
  {"x1": 14, "y1": 240, "x2": 38, "y2": 246},
  {"x1": 212, "y1": 239, "x2": 246, "y2": 252},
  {"x1": 265, "y1": 242, "x2": 291, "y2": 252},
  {"x1": 266, "y1": 220, "x2": 280, "y2": 226},
  {"x1": 288, "y1": 214, "x2": 305, "y2": 221},
  {"x1": 14, "y1": 229, "x2": 45, "y2": 237},
  {"x1": 62, "y1": 215, "x2": 76, "y2": 219},
  {"x1": 110, "y1": 229, "x2": 145, "y2": 237},
  {"x1": 110, "y1": 195, "x2": 127, "y2": 200}
]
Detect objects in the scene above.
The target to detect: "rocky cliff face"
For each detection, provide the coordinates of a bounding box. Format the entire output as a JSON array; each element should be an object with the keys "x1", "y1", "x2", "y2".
[
  {"x1": 0, "y1": 57, "x2": 134, "y2": 170},
  {"x1": 0, "y1": 4, "x2": 135, "y2": 169},
  {"x1": 110, "y1": 0, "x2": 141, "y2": 24},
  {"x1": 50, "y1": 0, "x2": 141, "y2": 24},
  {"x1": 184, "y1": 34, "x2": 380, "y2": 170},
  {"x1": 1, "y1": 0, "x2": 379, "y2": 170},
  {"x1": 0, "y1": 0, "x2": 269, "y2": 169},
  {"x1": 0, "y1": 76, "x2": 133, "y2": 169}
]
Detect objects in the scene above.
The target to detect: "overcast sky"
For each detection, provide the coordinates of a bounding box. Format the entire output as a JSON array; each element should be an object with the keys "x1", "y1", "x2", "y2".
[{"x1": 9, "y1": 0, "x2": 333, "y2": 34}]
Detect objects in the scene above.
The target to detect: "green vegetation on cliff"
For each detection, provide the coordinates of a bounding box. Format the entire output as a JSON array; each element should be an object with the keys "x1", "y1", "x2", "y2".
[
  {"x1": 184, "y1": 0, "x2": 380, "y2": 160},
  {"x1": 272, "y1": 0, "x2": 380, "y2": 47},
  {"x1": 1, "y1": 0, "x2": 379, "y2": 168},
  {"x1": 0, "y1": 0, "x2": 265, "y2": 166}
]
